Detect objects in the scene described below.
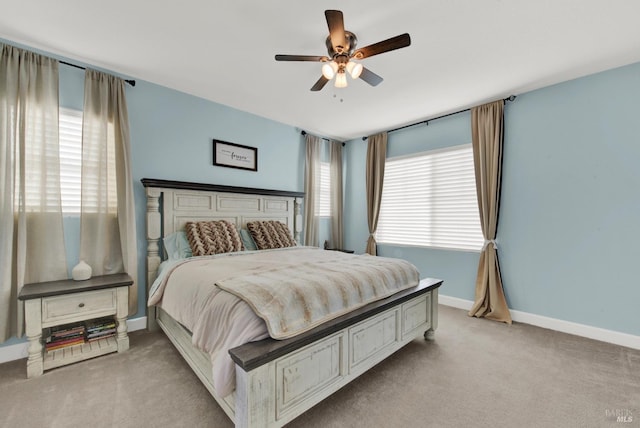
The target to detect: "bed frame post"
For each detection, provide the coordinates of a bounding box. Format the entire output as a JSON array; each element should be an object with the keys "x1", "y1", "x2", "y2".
[
  {"x1": 146, "y1": 187, "x2": 162, "y2": 331},
  {"x1": 425, "y1": 287, "x2": 438, "y2": 340},
  {"x1": 235, "y1": 364, "x2": 275, "y2": 428},
  {"x1": 294, "y1": 197, "x2": 303, "y2": 244}
]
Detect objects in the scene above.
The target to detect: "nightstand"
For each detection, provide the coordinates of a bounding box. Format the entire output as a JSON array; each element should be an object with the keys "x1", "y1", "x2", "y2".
[
  {"x1": 326, "y1": 248, "x2": 355, "y2": 254},
  {"x1": 18, "y1": 273, "x2": 133, "y2": 378}
]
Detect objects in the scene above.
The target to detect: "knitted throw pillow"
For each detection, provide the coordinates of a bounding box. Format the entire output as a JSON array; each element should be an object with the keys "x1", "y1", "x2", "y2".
[
  {"x1": 246, "y1": 220, "x2": 296, "y2": 250},
  {"x1": 185, "y1": 220, "x2": 243, "y2": 256}
]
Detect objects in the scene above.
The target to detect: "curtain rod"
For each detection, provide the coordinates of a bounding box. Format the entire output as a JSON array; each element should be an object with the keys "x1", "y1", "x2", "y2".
[
  {"x1": 301, "y1": 130, "x2": 345, "y2": 146},
  {"x1": 361, "y1": 95, "x2": 516, "y2": 140},
  {"x1": 60, "y1": 60, "x2": 136, "y2": 87}
]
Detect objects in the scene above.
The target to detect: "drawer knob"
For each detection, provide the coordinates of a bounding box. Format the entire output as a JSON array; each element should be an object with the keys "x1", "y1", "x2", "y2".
[{"x1": 78, "y1": 303, "x2": 85, "y2": 308}]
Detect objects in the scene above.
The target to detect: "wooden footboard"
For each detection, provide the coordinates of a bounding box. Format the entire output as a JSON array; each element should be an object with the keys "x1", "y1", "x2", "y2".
[
  {"x1": 231, "y1": 279, "x2": 440, "y2": 428},
  {"x1": 155, "y1": 278, "x2": 440, "y2": 428}
]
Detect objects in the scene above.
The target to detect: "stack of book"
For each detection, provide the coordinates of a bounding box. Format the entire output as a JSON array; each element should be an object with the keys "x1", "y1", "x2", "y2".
[
  {"x1": 45, "y1": 322, "x2": 86, "y2": 351},
  {"x1": 85, "y1": 317, "x2": 117, "y2": 342},
  {"x1": 44, "y1": 317, "x2": 118, "y2": 352}
]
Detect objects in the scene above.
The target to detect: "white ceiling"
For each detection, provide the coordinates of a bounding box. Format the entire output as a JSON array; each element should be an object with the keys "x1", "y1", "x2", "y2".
[{"x1": 2, "y1": 1, "x2": 640, "y2": 141}]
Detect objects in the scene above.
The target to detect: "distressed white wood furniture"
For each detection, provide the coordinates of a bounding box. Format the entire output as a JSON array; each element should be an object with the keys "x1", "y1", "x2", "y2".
[
  {"x1": 18, "y1": 273, "x2": 132, "y2": 378},
  {"x1": 142, "y1": 178, "x2": 441, "y2": 428}
]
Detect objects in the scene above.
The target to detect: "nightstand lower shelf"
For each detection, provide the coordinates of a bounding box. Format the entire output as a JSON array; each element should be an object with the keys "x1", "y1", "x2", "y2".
[{"x1": 44, "y1": 336, "x2": 118, "y2": 371}]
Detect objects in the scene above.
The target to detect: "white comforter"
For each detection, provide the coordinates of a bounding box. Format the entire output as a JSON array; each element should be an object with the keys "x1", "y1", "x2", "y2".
[
  {"x1": 149, "y1": 251, "x2": 271, "y2": 397},
  {"x1": 148, "y1": 247, "x2": 419, "y2": 397}
]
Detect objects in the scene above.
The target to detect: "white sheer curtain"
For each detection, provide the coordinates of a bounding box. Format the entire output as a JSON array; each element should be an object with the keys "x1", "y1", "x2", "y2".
[
  {"x1": 329, "y1": 140, "x2": 344, "y2": 249},
  {"x1": 0, "y1": 44, "x2": 68, "y2": 342},
  {"x1": 303, "y1": 133, "x2": 322, "y2": 246},
  {"x1": 79, "y1": 69, "x2": 138, "y2": 315}
]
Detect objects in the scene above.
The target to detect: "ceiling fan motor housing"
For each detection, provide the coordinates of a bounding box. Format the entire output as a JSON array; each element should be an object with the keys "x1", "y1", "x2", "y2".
[{"x1": 326, "y1": 31, "x2": 357, "y2": 57}]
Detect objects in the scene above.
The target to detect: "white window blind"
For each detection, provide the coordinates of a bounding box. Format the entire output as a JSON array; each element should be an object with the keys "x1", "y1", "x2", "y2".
[
  {"x1": 376, "y1": 144, "x2": 484, "y2": 251},
  {"x1": 18, "y1": 108, "x2": 63, "y2": 212},
  {"x1": 59, "y1": 108, "x2": 83, "y2": 213},
  {"x1": 317, "y1": 161, "x2": 331, "y2": 217},
  {"x1": 59, "y1": 107, "x2": 118, "y2": 214}
]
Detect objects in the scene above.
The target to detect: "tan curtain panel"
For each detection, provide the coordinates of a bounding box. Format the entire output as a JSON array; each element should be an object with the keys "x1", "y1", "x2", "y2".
[
  {"x1": 365, "y1": 132, "x2": 387, "y2": 255},
  {"x1": 0, "y1": 44, "x2": 68, "y2": 342},
  {"x1": 80, "y1": 69, "x2": 138, "y2": 316},
  {"x1": 329, "y1": 140, "x2": 344, "y2": 249},
  {"x1": 468, "y1": 100, "x2": 512, "y2": 324},
  {"x1": 303, "y1": 133, "x2": 322, "y2": 246}
]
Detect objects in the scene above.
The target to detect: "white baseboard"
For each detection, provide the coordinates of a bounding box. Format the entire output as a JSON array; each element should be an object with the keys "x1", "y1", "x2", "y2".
[
  {"x1": 438, "y1": 295, "x2": 475, "y2": 311},
  {"x1": 126, "y1": 316, "x2": 148, "y2": 333},
  {"x1": 0, "y1": 342, "x2": 28, "y2": 364},
  {"x1": 439, "y1": 294, "x2": 640, "y2": 350},
  {"x1": 0, "y1": 316, "x2": 147, "y2": 365}
]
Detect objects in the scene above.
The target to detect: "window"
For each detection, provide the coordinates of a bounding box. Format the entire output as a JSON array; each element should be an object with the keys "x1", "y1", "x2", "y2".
[
  {"x1": 316, "y1": 161, "x2": 331, "y2": 217},
  {"x1": 59, "y1": 108, "x2": 83, "y2": 213},
  {"x1": 376, "y1": 144, "x2": 483, "y2": 251},
  {"x1": 18, "y1": 109, "x2": 64, "y2": 212},
  {"x1": 58, "y1": 107, "x2": 117, "y2": 214}
]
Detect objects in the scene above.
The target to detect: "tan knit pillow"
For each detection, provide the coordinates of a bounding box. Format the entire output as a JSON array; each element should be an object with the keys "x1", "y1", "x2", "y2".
[
  {"x1": 185, "y1": 220, "x2": 243, "y2": 256},
  {"x1": 246, "y1": 220, "x2": 296, "y2": 250}
]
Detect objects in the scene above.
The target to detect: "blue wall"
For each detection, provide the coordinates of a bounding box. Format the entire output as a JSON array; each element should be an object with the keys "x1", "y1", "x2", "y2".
[{"x1": 344, "y1": 62, "x2": 640, "y2": 336}]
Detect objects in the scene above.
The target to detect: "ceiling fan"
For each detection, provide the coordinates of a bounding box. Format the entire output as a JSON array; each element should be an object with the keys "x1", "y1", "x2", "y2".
[{"x1": 275, "y1": 10, "x2": 411, "y2": 91}]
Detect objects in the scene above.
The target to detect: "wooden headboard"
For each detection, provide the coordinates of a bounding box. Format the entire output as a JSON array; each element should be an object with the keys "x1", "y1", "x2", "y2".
[{"x1": 141, "y1": 178, "x2": 304, "y2": 307}]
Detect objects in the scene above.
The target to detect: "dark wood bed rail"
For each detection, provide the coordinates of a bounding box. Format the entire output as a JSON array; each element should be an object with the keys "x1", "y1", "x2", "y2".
[
  {"x1": 229, "y1": 278, "x2": 442, "y2": 371},
  {"x1": 141, "y1": 178, "x2": 305, "y2": 198}
]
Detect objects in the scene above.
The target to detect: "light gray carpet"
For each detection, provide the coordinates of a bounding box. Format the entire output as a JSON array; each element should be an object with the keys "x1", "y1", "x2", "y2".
[{"x1": 0, "y1": 306, "x2": 638, "y2": 428}]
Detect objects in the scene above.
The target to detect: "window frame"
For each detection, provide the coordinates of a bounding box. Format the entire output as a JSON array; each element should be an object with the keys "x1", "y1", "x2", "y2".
[{"x1": 375, "y1": 143, "x2": 485, "y2": 252}]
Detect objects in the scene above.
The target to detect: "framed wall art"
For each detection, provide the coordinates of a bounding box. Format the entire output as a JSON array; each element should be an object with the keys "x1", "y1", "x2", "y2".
[{"x1": 212, "y1": 139, "x2": 258, "y2": 172}]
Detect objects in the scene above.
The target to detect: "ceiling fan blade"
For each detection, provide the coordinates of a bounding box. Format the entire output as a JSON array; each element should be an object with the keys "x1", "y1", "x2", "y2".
[
  {"x1": 310, "y1": 76, "x2": 330, "y2": 91},
  {"x1": 325, "y1": 10, "x2": 347, "y2": 53},
  {"x1": 359, "y1": 67, "x2": 384, "y2": 86},
  {"x1": 275, "y1": 54, "x2": 329, "y2": 62},
  {"x1": 352, "y1": 33, "x2": 411, "y2": 59}
]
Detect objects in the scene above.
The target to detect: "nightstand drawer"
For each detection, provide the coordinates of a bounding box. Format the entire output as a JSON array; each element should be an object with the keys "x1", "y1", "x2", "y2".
[{"x1": 42, "y1": 289, "x2": 117, "y2": 326}]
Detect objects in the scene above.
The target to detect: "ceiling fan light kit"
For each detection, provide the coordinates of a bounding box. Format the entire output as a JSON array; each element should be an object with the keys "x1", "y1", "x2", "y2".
[
  {"x1": 321, "y1": 61, "x2": 338, "y2": 79},
  {"x1": 321, "y1": 59, "x2": 363, "y2": 85},
  {"x1": 275, "y1": 10, "x2": 411, "y2": 91},
  {"x1": 346, "y1": 61, "x2": 363, "y2": 79},
  {"x1": 335, "y1": 71, "x2": 348, "y2": 88}
]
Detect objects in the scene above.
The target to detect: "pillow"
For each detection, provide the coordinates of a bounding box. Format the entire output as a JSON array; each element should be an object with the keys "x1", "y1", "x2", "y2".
[
  {"x1": 185, "y1": 220, "x2": 243, "y2": 256},
  {"x1": 246, "y1": 220, "x2": 296, "y2": 250},
  {"x1": 240, "y1": 229, "x2": 258, "y2": 251},
  {"x1": 163, "y1": 231, "x2": 192, "y2": 260}
]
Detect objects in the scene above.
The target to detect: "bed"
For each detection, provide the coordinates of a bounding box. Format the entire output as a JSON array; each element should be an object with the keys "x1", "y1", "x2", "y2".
[{"x1": 142, "y1": 178, "x2": 442, "y2": 428}]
